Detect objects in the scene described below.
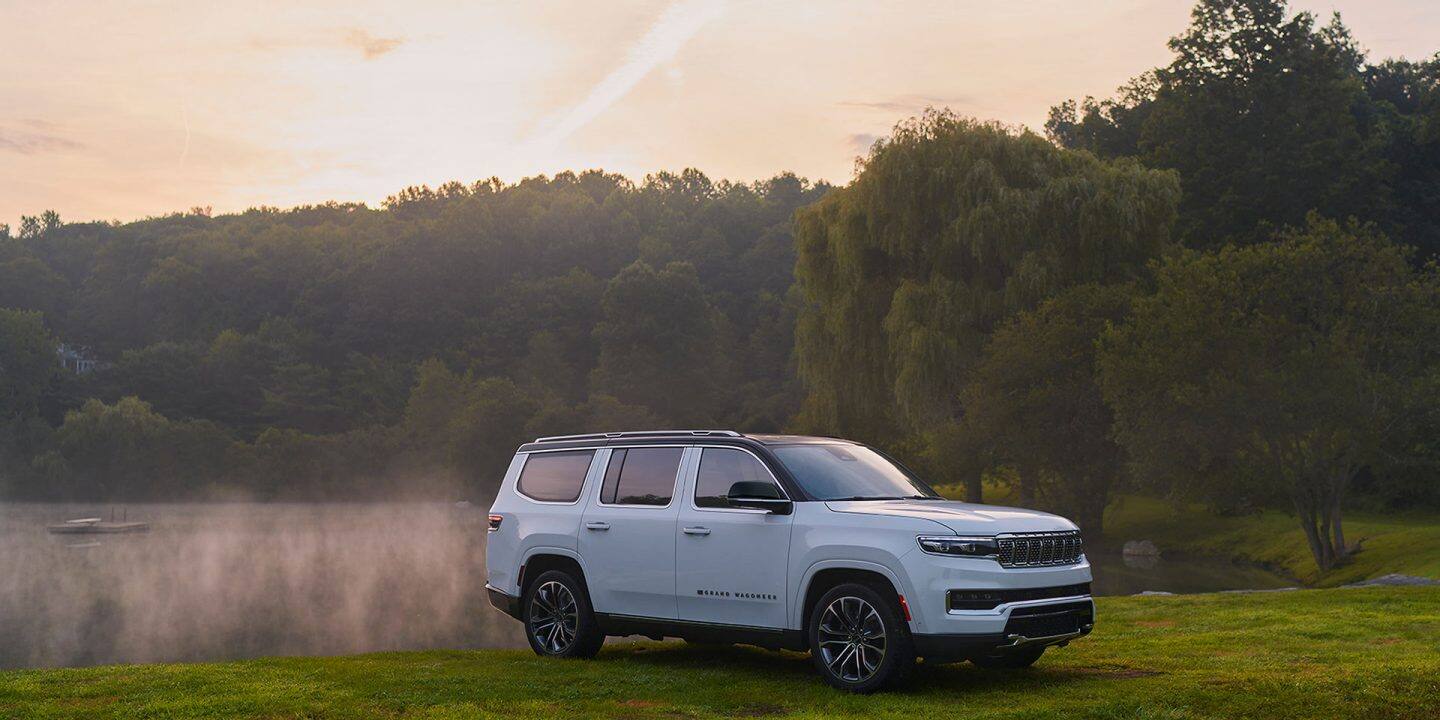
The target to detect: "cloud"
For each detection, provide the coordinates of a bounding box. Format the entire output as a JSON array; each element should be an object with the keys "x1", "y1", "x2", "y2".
[
  {"x1": 527, "y1": 0, "x2": 726, "y2": 151},
  {"x1": 0, "y1": 128, "x2": 83, "y2": 155},
  {"x1": 343, "y1": 29, "x2": 404, "y2": 60},
  {"x1": 846, "y1": 132, "x2": 881, "y2": 154},
  {"x1": 840, "y1": 93, "x2": 974, "y2": 114}
]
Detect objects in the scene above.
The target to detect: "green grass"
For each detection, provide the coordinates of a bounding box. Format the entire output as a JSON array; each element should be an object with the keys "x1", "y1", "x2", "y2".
[{"x1": 2, "y1": 587, "x2": 1437, "y2": 719}]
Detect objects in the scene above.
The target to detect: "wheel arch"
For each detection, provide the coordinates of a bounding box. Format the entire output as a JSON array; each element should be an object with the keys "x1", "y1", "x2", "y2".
[
  {"x1": 795, "y1": 561, "x2": 913, "y2": 633},
  {"x1": 519, "y1": 547, "x2": 592, "y2": 601}
]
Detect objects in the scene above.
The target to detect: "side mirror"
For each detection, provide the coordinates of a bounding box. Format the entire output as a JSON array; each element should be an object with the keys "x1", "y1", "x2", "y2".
[{"x1": 726, "y1": 481, "x2": 793, "y2": 515}]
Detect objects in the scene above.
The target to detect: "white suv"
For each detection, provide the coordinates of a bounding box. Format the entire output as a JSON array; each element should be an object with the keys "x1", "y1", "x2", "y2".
[{"x1": 485, "y1": 430, "x2": 1093, "y2": 692}]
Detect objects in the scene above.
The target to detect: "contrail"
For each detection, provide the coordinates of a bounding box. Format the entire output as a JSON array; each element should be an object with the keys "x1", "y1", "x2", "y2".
[{"x1": 528, "y1": 0, "x2": 726, "y2": 150}]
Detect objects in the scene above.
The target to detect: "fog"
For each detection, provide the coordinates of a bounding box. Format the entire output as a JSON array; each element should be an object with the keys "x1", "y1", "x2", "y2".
[{"x1": 0, "y1": 502, "x2": 525, "y2": 669}]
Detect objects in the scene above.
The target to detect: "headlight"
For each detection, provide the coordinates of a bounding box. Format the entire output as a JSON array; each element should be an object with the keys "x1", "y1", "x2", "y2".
[{"x1": 917, "y1": 535, "x2": 998, "y2": 558}]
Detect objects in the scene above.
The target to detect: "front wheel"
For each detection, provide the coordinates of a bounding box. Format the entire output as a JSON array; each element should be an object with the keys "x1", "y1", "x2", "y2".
[
  {"x1": 807, "y1": 582, "x2": 915, "y2": 693},
  {"x1": 522, "y1": 570, "x2": 604, "y2": 658}
]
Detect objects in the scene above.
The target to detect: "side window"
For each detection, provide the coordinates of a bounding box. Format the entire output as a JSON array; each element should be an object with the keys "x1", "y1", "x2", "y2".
[
  {"x1": 695, "y1": 448, "x2": 779, "y2": 508},
  {"x1": 600, "y1": 447, "x2": 683, "y2": 506},
  {"x1": 516, "y1": 450, "x2": 594, "y2": 503}
]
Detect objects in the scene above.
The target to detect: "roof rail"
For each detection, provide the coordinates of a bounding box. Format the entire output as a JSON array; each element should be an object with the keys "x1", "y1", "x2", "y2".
[{"x1": 532, "y1": 430, "x2": 743, "y2": 443}]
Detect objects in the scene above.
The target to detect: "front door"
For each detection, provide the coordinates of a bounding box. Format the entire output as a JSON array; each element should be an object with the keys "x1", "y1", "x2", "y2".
[
  {"x1": 675, "y1": 446, "x2": 793, "y2": 629},
  {"x1": 578, "y1": 446, "x2": 686, "y2": 619}
]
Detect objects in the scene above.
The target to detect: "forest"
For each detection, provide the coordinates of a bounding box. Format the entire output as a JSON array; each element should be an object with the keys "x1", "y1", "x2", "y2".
[{"x1": 2, "y1": 0, "x2": 1438, "y2": 571}]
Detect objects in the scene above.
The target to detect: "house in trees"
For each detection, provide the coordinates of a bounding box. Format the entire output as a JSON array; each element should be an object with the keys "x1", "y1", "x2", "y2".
[{"x1": 56, "y1": 344, "x2": 100, "y2": 374}]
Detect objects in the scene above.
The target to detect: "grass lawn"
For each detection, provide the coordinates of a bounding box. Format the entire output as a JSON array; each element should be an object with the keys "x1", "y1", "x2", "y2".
[{"x1": 1, "y1": 587, "x2": 1436, "y2": 719}]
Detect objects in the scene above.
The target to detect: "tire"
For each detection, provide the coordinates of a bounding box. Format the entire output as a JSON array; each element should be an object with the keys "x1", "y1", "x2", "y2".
[
  {"x1": 971, "y1": 646, "x2": 1045, "y2": 669},
  {"x1": 522, "y1": 570, "x2": 604, "y2": 659},
  {"x1": 807, "y1": 582, "x2": 915, "y2": 693}
]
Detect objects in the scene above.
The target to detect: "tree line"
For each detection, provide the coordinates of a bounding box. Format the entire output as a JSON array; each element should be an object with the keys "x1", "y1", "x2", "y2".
[
  {"x1": 794, "y1": 0, "x2": 1440, "y2": 571},
  {"x1": 1, "y1": 0, "x2": 1437, "y2": 571},
  {"x1": 1, "y1": 170, "x2": 827, "y2": 500}
]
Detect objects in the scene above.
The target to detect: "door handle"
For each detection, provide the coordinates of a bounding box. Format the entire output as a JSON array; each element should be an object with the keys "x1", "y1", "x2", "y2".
[
  {"x1": 682, "y1": 526, "x2": 711, "y2": 536},
  {"x1": 585, "y1": 521, "x2": 610, "y2": 531}
]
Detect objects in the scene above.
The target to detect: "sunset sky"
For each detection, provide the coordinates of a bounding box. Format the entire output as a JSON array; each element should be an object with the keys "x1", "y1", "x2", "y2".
[{"x1": 3, "y1": 0, "x2": 1437, "y2": 227}]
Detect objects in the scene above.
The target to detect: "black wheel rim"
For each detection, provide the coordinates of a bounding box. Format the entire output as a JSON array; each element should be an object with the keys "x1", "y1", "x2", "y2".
[
  {"x1": 529, "y1": 581, "x2": 579, "y2": 653},
  {"x1": 817, "y1": 595, "x2": 887, "y2": 683}
]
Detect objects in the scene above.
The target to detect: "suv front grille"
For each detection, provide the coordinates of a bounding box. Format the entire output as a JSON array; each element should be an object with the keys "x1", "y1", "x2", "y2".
[{"x1": 996, "y1": 531, "x2": 1084, "y2": 568}]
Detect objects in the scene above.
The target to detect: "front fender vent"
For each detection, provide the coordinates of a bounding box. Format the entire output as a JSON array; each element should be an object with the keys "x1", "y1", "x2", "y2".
[{"x1": 996, "y1": 531, "x2": 1084, "y2": 568}]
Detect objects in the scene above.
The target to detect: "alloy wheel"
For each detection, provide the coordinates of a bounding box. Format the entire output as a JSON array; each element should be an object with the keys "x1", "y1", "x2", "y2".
[
  {"x1": 817, "y1": 595, "x2": 887, "y2": 683},
  {"x1": 528, "y1": 580, "x2": 579, "y2": 653}
]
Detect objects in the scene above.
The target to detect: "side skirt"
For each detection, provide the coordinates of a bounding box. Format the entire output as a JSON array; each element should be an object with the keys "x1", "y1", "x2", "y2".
[{"x1": 594, "y1": 613, "x2": 806, "y2": 652}]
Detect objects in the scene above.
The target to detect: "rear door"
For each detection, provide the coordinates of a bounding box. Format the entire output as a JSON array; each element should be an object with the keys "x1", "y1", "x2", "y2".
[
  {"x1": 675, "y1": 446, "x2": 793, "y2": 629},
  {"x1": 578, "y1": 445, "x2": 686, "y2": 619}
]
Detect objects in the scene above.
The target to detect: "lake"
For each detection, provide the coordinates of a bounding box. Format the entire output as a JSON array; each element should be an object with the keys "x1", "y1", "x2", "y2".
[{"x1": 0, "y1": 502, "x2": 1291, "y2": 669}]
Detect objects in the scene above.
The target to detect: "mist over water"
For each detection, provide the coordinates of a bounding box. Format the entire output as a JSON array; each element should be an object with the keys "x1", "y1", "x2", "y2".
[
  {"x1": 0, "y1": 502, "x2": 1296, "y2": 670},
  {"x1": 0, "y1": 502, "x2": 525, "y2": 669}
]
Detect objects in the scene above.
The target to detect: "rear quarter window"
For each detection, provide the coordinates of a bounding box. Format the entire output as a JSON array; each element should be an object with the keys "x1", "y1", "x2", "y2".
[{"x1": 516, "y1": 450, "x2": 594, "y2": 502}]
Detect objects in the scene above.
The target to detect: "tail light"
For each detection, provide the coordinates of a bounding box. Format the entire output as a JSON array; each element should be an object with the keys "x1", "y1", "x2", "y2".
[{"x1": 488, "y1": 514, "x2": 503, "y2": 532}]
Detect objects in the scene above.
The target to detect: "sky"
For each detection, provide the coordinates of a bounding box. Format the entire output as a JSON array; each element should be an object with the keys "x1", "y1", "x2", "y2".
[{"x1": 2, "y1": 0, "x2": 1437, "y2": 227}]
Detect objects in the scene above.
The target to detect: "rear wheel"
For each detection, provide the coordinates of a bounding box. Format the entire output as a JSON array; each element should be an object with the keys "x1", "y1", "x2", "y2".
[
  {"x1": 522, "y1": 570, "x2": 604, "y2": 658},
  {"x1": 807, "y1": 582, "x2": 914, "y2": 693},
  {"x1": 971, "y1": 646, "x2": 1045, "y2": 669}
]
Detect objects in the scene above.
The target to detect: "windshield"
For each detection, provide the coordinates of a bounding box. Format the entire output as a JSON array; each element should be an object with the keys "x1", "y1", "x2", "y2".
[{"x1": 772, "y1": 444, "x2": 939, "y2": 501}]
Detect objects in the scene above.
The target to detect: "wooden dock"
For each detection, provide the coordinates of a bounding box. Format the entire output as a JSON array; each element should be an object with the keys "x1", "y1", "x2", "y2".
[{"x1": 46, "y1": 518, "x2": 150, "y2": 534}]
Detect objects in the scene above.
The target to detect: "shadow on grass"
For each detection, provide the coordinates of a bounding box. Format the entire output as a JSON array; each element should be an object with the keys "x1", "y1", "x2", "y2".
[{"x1": 591, "y1": 641, "x2": 1128, "y2": 697}]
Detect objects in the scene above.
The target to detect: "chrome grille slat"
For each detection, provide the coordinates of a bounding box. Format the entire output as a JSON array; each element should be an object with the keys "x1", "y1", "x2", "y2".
[{"x1": 993, "y1": 531, "x2": 1083, "y2": 568}]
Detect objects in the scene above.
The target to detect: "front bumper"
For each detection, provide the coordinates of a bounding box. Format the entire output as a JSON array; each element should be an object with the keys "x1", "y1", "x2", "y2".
[
  {"x1": 913, "y1": 599, "x2": 1095, "y2": 663},
  {"x1": 486, "y1": 584, "x2": 523, "y2": 621}
]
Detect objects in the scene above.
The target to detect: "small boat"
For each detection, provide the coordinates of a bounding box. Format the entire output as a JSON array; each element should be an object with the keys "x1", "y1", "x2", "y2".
[{"x1": 47, "y1": 518, "x2": 150, "y2": 534}]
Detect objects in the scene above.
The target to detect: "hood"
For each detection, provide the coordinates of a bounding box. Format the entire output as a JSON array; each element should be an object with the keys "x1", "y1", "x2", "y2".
[{"x1": 824, "y1": 499, "x2": 1077, "y2": 535}]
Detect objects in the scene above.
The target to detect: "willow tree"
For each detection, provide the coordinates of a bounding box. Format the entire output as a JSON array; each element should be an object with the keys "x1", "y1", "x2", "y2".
[
  {"x1": 792, "y1": 112, "x2": 1179, "y2": 500},
  {"x1": 1098, "y1": 216, "x2": 1440, "y2": 571}
]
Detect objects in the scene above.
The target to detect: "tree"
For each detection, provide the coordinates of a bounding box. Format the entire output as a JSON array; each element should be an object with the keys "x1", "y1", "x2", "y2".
[
  {"x1": 48, "y1": 396, "x2": 230, "y2": 500},
  {"x1": 0, "y1": 255, "x2": 68, "y2": 320},
  {"x1": 1098, "y1": 216, "x2": 1440, "y2": 570},
  {"x1": 0, "y1": 309, "x2": 56, "y2": 423},
  {"x1": 792, "y1": 112, "x2": 1179, "y2": 500},
  {"x1": 962, "y1": 284, "x2": 1133, "y2": 532},
  {"x1": 17, "y1": 216, "x2": 40, "y2": 240},
  {"x1": 1047, "y1": 0, "x2": 1418, "y2": 254},
  {"x1": 1364, "y1": 56, "x2": 1440, "y2": 260},
  {"x1": 590, "y1": 260, "x2": 723, "y2": 425}
]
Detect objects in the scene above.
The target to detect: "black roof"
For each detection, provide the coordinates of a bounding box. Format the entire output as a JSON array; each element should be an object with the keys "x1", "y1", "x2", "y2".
[{"x1": 517, "y1": 429, "x2": 855, "y2": 453}]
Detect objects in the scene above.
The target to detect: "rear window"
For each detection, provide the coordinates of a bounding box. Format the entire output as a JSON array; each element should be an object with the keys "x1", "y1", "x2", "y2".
[
  {"x1": 516, "y1": 450, "x2": 594, "y2": 502},
  {"x1": 600, "y1": 447, "x2": 683, "y2": 506}
]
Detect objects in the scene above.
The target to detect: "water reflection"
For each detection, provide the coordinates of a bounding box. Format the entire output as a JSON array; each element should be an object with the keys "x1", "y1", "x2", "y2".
[{"x1": 1087, "y1": 551, "x2": 1294, "y2": 596}]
